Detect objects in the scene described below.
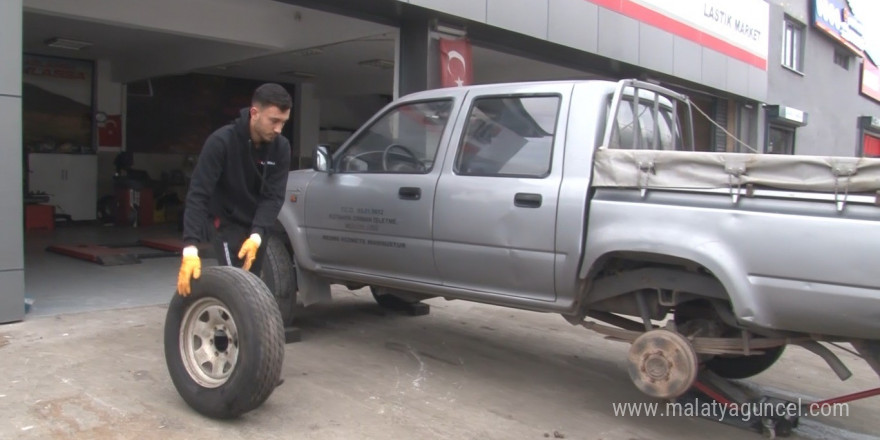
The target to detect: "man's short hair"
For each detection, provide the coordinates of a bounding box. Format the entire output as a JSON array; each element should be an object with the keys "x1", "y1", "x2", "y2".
[{"x1": 252, "y1": 83, "x2": 292, "y2": 112}]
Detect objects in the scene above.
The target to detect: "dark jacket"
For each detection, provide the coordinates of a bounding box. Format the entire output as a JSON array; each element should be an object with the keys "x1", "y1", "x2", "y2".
[{"x1": 182, "y1": 108, "x2": 291, "y2": 244}]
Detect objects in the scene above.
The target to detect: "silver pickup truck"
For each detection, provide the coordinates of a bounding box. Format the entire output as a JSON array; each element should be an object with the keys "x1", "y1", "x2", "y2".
[{"x1": 274, "y1": 79, "x2": 880, "y2": 401}]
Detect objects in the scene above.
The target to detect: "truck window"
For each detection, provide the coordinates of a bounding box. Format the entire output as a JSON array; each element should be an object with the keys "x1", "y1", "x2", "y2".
[
  {"x1": 609, "y1": 97, "x2": 681, "y2": 150},
  {"x1": 336, "y1": 99, "x2": 452, "y2": 173},
  {"x1": 455, "y1": 95, "x2": 560, "y2": 178}
]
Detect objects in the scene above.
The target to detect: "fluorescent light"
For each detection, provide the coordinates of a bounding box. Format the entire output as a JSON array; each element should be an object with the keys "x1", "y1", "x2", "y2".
[
  {"x1": 45, "y1": 37, "x2": 92, "y2": 50},
  {"x1": 434, "y1": 23, "x2": 466, "y2": 37},
  {"x1": 215, "y1": 63, "x2": 241, "y2": 71},
  {"x1": 358, "y1": 59, "x2": 394, "y2": 70},
  {"x1": 290, "y1": 48, "x2": 324, "y2": 57},
  {"x1": 279, "y1": 70, "x2": 316, "y2": 79}
]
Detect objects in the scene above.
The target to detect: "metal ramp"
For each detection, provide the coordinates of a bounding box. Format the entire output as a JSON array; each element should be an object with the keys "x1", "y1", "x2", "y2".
[{"x1": 46, "y1": 238, "x2": 187, "y2": 265}]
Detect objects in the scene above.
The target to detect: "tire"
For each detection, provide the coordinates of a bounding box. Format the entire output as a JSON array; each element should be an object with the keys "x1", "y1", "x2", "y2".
[
  {"x1": 164, "y1": 266, "x2": 285, "y2": 419},
  {"x1": 705, "y1": 346, "x2": 786, "y2": 379},
  {"x1": 259, "y1": 235, "x2": 297, "y2": 326},
  {"x1": 674, "y1": 300, "x2": 785, "y2": 379}
]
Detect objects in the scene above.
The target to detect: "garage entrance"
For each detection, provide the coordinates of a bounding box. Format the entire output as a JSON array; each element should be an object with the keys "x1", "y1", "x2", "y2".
[{"x1": 17, "y1": 0, "x2": 600, "y2": 319}]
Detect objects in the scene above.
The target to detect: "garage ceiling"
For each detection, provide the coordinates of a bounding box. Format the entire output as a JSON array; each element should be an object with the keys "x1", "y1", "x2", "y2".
[{"x1": 22, "y1": 0, "x2": 593, "y2": 99}]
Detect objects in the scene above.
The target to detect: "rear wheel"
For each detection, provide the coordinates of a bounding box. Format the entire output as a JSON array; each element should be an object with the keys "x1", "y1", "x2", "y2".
[
  {"x1": 704, "y1": 346, "x2": 786, "y2": 379},
  {"x1": 675, "y1": 300, "x2": 785, "y2": 379},
  {"x1": 259, "y1": 235, "x2": 297, "y2": 326},
  {"x1": 164, "y1": 266, "x2": 285, "y2": 419}
]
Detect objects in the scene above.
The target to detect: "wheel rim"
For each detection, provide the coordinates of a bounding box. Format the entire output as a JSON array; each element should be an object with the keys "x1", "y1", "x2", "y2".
[{"x1": 179, "y1": 297, "x2": 240, "y2": 388}]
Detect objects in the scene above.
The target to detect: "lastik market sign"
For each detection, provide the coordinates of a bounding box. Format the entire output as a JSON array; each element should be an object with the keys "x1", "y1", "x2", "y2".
[
  {"x1": 592, "y1": 0, "x2": 770, "y2": 70},
  {"x1": 812, "y1": 0, "x2": 865, "y2": 55},
  {"x1": 649, "y1": 0, "x2": 769, "y2": 67}
]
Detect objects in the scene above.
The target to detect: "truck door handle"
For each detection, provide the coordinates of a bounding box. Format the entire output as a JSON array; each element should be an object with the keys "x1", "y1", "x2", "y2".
[
  {"x1": 398, "y1": 187, "x2": 421, "y2": 200},
  {"x1": 514, "y1": 193, "x2": 542, "y2": 208}
]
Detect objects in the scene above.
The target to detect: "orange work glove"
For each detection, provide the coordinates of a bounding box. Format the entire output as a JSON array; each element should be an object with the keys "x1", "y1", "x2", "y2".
[
  {"x1": 177, "y1": 246, "x2": 201, "y2": 296},
  {"x1": 237, "y1": 233, "x2": 262, "y2": 271}
]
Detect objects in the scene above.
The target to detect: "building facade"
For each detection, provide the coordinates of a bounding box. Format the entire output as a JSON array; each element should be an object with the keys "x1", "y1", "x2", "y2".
[
  {"x1": 1, "y1": 0, "x2": 878, "y2": 323},
  {"x1": 764, "y1": 0, "x2": 880, "y2": 157}
]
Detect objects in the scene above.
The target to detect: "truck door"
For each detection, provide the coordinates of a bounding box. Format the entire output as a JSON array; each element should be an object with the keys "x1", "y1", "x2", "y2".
[
  {"x1": 433, "y1": 85, "x2": 570, "y2": 301},
  {"x1": 304, "y1": 98, "x2": 457, "y2": 284}
]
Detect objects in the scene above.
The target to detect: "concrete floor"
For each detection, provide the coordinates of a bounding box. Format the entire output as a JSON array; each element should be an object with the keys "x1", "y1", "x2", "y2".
[
  {"x1": 23, "y1": 222, "x2": 199, "y2": 317},
  {"x1": 6, "y1": 224, "x2": 880, "y2": 439},
  {"x1": 2, "y1": 289, "x2": 879, "y2": 439}
]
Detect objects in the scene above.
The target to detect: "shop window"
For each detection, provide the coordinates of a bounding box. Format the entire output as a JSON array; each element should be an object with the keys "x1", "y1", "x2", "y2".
[
  {"x1": 864, "y1": 133, "x2": 880, "y2": 157},
  {"x1": 782, "y1": 17, "x2": 805, "y2": 73},
  {"x1": 858, "y1": 117, "x2": 880, "y2": 157},
  {"x1": 455, "y1": 95, "x2": 560, "y2": 178},
  {"x1": 833, "y1": 49, "x2": 851, "y2": 70},
  {"x1": 767, "y1": 125, "x2": 795, "y2": 155},
  {"x1": 608, "y1": 97, "x2": 680, "y2": 151}
]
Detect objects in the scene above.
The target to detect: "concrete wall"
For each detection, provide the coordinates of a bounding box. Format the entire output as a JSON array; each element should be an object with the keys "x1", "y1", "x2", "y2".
[
  {"x1": 401, "y1": 0, "x2": 769, "y2": 101},
  {"x1": 767, "y1": 0, "x2": 880, "y2": 156},
  {"x1": 0, "y1": 0, "x2": 25, "y2": 323}
]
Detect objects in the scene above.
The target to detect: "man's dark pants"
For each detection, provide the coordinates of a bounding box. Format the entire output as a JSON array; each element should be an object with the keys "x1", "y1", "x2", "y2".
[{"x1": 209, "y1": 217, "x2": 266, "y2": 275}]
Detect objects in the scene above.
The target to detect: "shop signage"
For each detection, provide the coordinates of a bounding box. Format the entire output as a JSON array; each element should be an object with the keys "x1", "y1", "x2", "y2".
[
  {"x1": 22, "y1": 55, "x2": 94, "y2": 154},
  {"x1": 859, "y1": 115, "x2": 880, "y2": 130},
  {"x1": 591, "y1": 0, "x2": 769, "y2": 69},
  {"x1": 439, "y1": 38, "x2": 472, "y2": 88},
  {"x1": 861, "y1": 58, "x2": 880, "y2": 103},
  {"x1": 782, "y1": 107, "x2": 805, "y2": 124},
  {"x1": 766, "y1": 105, "x2": 808, "y2": 127},
  {"x1": 23, "y1": 56, "x2": 90, "y2": 80},
  {"x1": 635, "y1": 0, "x2": 768, "y2": 59},
  {"x1": 812, "y1": 0, "x2": 865, "y2": 55}
]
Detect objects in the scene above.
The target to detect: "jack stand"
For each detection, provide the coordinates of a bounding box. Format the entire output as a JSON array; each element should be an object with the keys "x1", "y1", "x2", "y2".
[
  {"x1": 284, "y1": 326, "x2": 302, "y2": 344},
  {"x1": 388, "y1": 301, "x2": 430, "y2": 316},
  {"x1": 371, "y1": 287, "x2": 431, "y2": 316},
  {"x1": 675, "y1": 371, "x2": 798, "y2": 438}
]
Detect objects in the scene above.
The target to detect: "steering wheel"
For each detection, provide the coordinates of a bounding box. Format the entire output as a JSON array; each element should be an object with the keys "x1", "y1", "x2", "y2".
[{"x1": 382, "y1": 144, "x2": 423, "y2": 172}]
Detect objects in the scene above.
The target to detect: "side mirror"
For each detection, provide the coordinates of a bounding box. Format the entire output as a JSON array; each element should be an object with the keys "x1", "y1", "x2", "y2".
[{"x1": 313, "y1": 145, "x2": 332, "y2": 174}]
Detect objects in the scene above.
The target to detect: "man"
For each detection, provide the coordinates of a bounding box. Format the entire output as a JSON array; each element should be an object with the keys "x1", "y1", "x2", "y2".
[{"x1": 177, "y1": 83, "x2": 292, "y2": 295}]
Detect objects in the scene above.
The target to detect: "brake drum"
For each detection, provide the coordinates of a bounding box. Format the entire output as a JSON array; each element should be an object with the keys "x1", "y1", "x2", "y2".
[{"x1": 627, "y1": 329, "x2": 699, "y2": 399}]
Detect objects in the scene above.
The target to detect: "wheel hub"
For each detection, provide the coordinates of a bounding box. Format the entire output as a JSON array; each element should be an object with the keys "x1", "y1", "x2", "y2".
[
  {"x1": 643, "y1": 351, "x2": 672, "y2": 381},
  {"x1": 214, "y1": 329, "x2": 229, "y2": 351},
  {"x1": 627, "y1": 329, "x2": 698, "y2": 399},
  {"x1": 179, "y1": 298, "x2": 240, "y2": 388}
]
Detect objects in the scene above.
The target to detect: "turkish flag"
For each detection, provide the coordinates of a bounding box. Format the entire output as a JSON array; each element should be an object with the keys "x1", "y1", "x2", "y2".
[
  {"x1": 98, "y1": 115, "x2": 123, "y2": 147},
  {"x1": 439, "y1": 38, "x2": 473, "y2": 88}
]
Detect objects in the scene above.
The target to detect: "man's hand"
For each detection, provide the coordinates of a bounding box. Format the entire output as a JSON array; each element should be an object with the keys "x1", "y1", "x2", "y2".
[
  {"x1": 177, "y1": 246, "x2": 201, "y2": 296},
  {"x1": 238, "y1": 233, "x2": 262, "y2": 271}
]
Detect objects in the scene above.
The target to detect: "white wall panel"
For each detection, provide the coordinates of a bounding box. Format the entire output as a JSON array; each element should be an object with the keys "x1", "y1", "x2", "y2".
[
  {"x1": 548, "y1": 0, "x2": 598, "y2": 53},
  {"x1": 487, "y1": 0, "x2": 548, "y2": 40},
  {"x1": 410, "y1": 0, "x2": 486, "y2": 22}
]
